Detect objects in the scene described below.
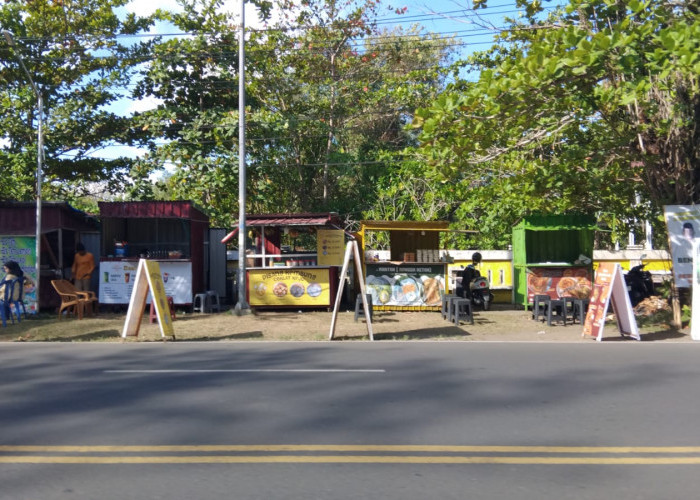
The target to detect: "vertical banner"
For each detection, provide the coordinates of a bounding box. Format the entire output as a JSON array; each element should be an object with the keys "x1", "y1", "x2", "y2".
[
  {"x1": 0, "y1": 236, "x2": 37, "y2": 314},
  {"x1": 692, "y1": 240, "x2": 700, "y2": 341},
  {"x1": 122, "y1": 259, "x2": 174, "y2": 339},
  {"x1": 317, "y1": 229, "x2": 345, "y2": 266},
  {"x1": 663, "y1": 205, "x2": 700, "y2": 288},
  {"x1": 583, "y1": 263, "x2": 640, "y2": 342}
]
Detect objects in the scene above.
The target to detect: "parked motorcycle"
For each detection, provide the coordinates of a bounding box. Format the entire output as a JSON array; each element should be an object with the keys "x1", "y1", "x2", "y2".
[
  {"x1": 625, "y1": 263, "x2": 654, "y2": 307},
  {"x1": 469, "y1": 274, "x2": 494, "y2": 311}
]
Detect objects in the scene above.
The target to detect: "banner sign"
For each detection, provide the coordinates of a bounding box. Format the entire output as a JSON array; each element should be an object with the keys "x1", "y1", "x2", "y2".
[
  {"x1": 122, "y1": 259, "x2": 174, "y2": 338},
  {"x1": 365, "y1": 263, "x2": 445, "y2": 307},
  {"x1": 248, "y1": 267, "x2": 331, "y2": 306},
  {"x1": 526, "y1": 266, "x2": 592, "y2": 302},
  {"x1": 317, "y1": 229, "x2": 345, "y2": 266},
  {"x1": 99, "y1": 260, "x2": 192, "y2": 304},
  {"x1": 583, "y1": 263, "x2": 640, "y2": 342},
  {"x1": 0, "y1": 236, "x2": 37, "y2": 314},
  {"x1": 692, "y1": 241, "x2": 700, "y2": 341},
  {"x1": 663, "y1": 205, "x2": 700, "y2": 288}
]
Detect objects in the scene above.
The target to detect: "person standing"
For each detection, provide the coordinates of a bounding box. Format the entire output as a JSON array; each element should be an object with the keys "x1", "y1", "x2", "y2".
[{"x1": 71, "y1": 243, "x2": 95, "y2": 292}]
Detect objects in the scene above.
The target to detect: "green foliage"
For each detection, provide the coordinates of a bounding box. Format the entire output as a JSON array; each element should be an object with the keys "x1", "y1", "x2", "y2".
[
  {"x1": 414, "y1": 0, "x2": 700, "y2": 248},
  {"x1": 0, "y1": 0, "x2": 157, "y2": 204}
]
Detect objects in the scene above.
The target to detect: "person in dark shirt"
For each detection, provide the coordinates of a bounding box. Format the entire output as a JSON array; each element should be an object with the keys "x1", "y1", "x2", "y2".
[{"x1": 460, "y1": 252, "x2": 482, "y2": 297}]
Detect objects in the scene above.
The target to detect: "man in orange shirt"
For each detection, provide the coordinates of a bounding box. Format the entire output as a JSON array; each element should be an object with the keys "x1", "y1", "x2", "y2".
[{"x1": 71, "y1": 243, "x2": 95, "y2": 292}]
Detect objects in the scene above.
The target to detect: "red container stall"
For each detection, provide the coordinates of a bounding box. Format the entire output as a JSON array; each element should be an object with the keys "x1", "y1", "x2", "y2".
[{"x1": 98, "y1": 201, "x2": 209, "y2": 306}]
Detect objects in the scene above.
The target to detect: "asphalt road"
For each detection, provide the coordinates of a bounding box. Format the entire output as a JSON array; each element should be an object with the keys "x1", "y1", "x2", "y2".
[{"x1": 1, "y1": 341, "x2": 700, "y2": 499}]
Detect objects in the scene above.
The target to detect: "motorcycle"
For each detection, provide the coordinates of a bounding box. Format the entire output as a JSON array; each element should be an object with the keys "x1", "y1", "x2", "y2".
[
  {"x1": 469, "y1": 274, "x2": 494, "y2": 311},
  {"x1": 625, "y1": 263, "x2": 654, "y2": 307}
]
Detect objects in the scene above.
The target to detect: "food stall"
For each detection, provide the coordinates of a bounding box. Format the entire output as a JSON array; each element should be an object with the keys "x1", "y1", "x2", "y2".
[
  {"x1": 222, "y1": 213, "x2": 346, "y2": 309},
  {"x1": 97, "y1": 201, "x2": 210, "y2": 306},
  {"x1": 512, "y1": 214, "x2": 597, "y2": 308},
  {"x1": 0, "y1": 201, "x2": 100, "y2": 312},
  {"x1": 357, "y1": 220, "x2": 462, "y2": 311}
]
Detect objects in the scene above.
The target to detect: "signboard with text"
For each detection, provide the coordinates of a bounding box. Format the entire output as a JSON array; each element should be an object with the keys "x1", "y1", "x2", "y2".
[
  {"x1": 663, "y1": 205, "x2": 700, "y2": 288},
  {"x1": 122, "y1": 259, "x2": 174, "y2": 338},
  {"x1": 582, "y1": 263, "x2": 639, "y2": 341},
  {"x1": 317, "y1": 229, "x2": 345, "y2": 266},
  {"x1": 365, "y1": 263, "x2": 445, "y2": 307},
  {"x1": 99, "y1": 260, "x2": 192, "y2": 304},
  {"x1": 248, "y1": 267, "x2": 331, "y2": 306},
  {"x1": 0, "y1": 236, "x2": 37, "y2": 314}
]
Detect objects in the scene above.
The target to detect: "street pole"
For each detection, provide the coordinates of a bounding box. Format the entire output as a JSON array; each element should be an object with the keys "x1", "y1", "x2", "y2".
[
  {"x1": 3, "y1": 30, "x2": 43, "y2": 313},
  {"x1": 234, "y1": 0, "x2": 250, "y2": 314}
]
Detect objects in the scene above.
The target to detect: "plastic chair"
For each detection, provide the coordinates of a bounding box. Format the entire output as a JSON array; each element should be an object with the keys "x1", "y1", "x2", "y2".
[
  {"x1": 9, "y1": 278, "x2": 27, "y2": 321},
  {"x1": 451, "y1": 298, "x2": 474, "y2": 326},
  {"x1": 532, "y1": 295, "x2": 550, "y2": 322},
  {"x1": 1, "y1": 279, "x2": 20, "y2": 326},
  {"x1": 441, "y1": 293, "x2": 458, "y2": 321},
  {"x1": 547, "y1": 299, "x2": 568, "y2": 326},
  {"x1": 193, "y1": 293, "x2": 209, "y2": 313},
  {"x1": 206, "y1": 290, "x2": 221, "y2": 313},
  {"x1": 354, "y1": 293, "x2": 373, "y2": 322},
  {"x1": 150, "y1": 296, "x2": 176, "y2": 323}
]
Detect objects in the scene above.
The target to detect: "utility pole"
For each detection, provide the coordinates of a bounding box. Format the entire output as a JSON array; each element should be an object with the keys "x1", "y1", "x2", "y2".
[{"x1": 3, "y1": 30, "x2": 44, "y2": 313}]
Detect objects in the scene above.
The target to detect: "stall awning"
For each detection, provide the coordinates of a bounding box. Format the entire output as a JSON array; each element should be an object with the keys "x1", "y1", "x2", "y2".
[{"x1": 221, "y1": 213, "x2": 342, "y2": 244}]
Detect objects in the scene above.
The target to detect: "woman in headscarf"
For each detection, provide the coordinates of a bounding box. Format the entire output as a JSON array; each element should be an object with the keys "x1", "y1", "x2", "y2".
[{"x1": 0, "y1": 261, "x2": 34, "y2": 301}]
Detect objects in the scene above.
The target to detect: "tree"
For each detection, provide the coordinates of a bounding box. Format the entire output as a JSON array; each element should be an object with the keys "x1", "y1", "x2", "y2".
[
  {"x1": 414, "y1": 0, "x2": 700, "y2": 247},
  {"x1": 0, "y1": 0, "x2": 157, "y2": 210},
  {"x1": 133, "y1": 0, "x2": 455, "y2": 226}
]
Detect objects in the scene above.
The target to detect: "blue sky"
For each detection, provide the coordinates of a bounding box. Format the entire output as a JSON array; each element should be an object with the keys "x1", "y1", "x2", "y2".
[{"x1": 103, "y1": 0, "x2": 562, "y2": 162}]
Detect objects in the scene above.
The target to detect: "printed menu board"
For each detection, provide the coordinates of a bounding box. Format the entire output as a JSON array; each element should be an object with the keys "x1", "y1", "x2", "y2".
[
  {"x1": 99, "y1": 260, "x2": 192, "y2": 304},
  {"x1": 527, "y1": 266, "x2": 592, "y2": 302},
  {"x1": 365, "y1": 263, "x2": 445, "y2": 307},
  {"x1": 248, "y1": 267, "x2": 331, "y2": 306},
  {"x1": 317, "y1": 229, "x2": 345, "y2": 266},
  {"x1": 582, "y1": 262, "x2": 639, "y2": 341}
]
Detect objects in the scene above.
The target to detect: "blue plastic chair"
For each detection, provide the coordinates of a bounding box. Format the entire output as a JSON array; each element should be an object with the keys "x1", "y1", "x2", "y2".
[
  {"x1": 1, "y1": 279, "x2": 12, "y2": 327},
  {"x1": 10, "y1": 278, "x2": 27, "y2": 321}
]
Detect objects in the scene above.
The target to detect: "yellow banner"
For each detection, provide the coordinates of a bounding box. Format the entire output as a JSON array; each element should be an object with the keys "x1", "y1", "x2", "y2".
[
  {"x1": 317, "y1": 229, "x2": 345, "y2": 266},
  {"x1": 249, "y1": 268, "x2": 331, "y2": 306},
  {"x1": 144, "y1": 260, "x2": 174, "y2": 337}
]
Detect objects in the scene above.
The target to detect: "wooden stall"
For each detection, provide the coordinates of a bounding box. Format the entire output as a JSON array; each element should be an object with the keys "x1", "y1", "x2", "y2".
[
  {"x1": 97, "y1": 201, "x2": 209, "y2": 306},
  {"x1": 357, "y1": 220, "x2": 457, "y2": 311},
  {"x1": 0, "y1": 201, "x2": 100, "y2": 312},
  {"x1": 222, "y1": 213, "x2": 346, "y2": 309}
]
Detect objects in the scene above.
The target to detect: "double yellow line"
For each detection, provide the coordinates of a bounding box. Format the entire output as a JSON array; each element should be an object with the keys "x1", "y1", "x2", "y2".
[{"x1": 2, "y1": 445, "x2": 700, "y2": 464}]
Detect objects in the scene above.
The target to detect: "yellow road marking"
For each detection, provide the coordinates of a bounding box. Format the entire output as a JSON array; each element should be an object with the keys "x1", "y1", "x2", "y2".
[
  {"x1": 1, "y1": 455, "x2": 700, "y2": 465},
  {"x1": 2, "y1": 445, "x2": 700, "y2": 454}
]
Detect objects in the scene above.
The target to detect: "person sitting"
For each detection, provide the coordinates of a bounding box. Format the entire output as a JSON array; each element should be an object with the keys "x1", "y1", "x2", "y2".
[
  {"x1": 1, "y1": 261, "x2": 34, "y2": 319},
  {"x1": 460, "y1": 252, "x2": 482, "y2": 297}
]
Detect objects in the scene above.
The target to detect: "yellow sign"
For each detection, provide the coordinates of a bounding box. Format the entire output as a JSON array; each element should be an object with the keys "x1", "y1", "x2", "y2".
[
  {"x1": 317, "y1": 229, "x2": 345, "y2": 266},
  {"x1": 249, "y1": 268, "x2": 331, "y2": 306},
  {"x1": 122, "y1": 259, "x2": 174, "y2": 338}
]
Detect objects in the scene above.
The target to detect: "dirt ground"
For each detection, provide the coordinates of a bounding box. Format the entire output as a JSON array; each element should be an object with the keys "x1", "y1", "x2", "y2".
[{"x1": 1, "y1": 301, "x2": 691, "y2": 343}]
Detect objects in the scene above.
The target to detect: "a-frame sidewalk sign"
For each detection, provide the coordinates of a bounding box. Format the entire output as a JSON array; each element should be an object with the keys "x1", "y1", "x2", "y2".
[
  {"x1": 329, "y1": 240, "x2": 373, "y2": 341},
  {"x1": 582, "y1": 262, "x2": 640, "y2": 342},
  {"x1": 122, "y1": 259, "x2": 175, "y2": 339}
]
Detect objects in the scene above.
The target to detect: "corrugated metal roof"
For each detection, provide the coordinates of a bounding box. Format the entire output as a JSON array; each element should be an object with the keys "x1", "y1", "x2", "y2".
[
  {"x1": 98, "y1": 201, "x2": 209, "y2": 222},
  {"x1": 0, "y1": 201, "x2": 99, "y2": 235}
]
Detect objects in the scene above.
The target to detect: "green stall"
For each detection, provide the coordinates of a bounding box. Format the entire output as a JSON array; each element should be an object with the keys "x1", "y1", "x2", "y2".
[{"x1": 513, "y1": 214, "x2": 598, "y2": 308}]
